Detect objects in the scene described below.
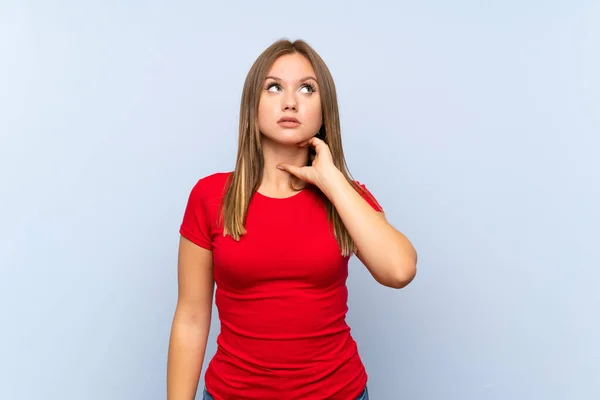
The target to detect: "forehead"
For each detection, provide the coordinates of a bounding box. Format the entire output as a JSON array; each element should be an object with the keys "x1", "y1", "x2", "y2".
[{"x1": 267, "y1": 53, "x2": 316, "y2": 80}]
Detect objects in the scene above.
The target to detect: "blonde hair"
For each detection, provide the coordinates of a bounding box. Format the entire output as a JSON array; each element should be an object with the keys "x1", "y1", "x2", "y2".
[{"x1": 220, "y1": 38, "x2": 367, "y2": 257}]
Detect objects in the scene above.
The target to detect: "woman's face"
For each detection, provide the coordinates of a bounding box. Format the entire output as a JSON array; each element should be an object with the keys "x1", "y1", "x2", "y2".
[{"x1": 258, "y1": 53, "x2": 323, "y2": 146}]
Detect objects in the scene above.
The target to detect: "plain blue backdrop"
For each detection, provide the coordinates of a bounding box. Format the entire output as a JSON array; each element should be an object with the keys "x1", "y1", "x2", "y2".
[{"x1": 1, "y1": 1, "x2": 599, "y2": 399}]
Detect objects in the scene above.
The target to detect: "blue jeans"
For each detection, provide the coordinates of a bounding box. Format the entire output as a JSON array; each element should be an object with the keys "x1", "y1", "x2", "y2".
[{"x1": 202, "y1": 385, "x2": 369, "y2": 399}]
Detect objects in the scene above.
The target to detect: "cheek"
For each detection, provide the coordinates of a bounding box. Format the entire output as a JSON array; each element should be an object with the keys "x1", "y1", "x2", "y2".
[
  {"x1": 259, "y1": 96, "x2": 273, "y2": 110},
  {"x1": 257, "y1": 98, "x2": 275, "y2": 129},
  {"x1": 305, "y1": 102, "x2": 323, "y2": 127}
]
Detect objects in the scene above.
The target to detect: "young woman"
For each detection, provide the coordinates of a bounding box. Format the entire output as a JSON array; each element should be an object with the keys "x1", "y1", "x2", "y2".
[{"x1": 167, "y1": 39, "x2": 417, "y2": 400}]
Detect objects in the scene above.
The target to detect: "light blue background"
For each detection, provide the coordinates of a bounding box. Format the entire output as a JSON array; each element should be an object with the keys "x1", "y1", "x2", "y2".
[{"x1": 1, "y1": 1, "x2": 599, "y2": 399}]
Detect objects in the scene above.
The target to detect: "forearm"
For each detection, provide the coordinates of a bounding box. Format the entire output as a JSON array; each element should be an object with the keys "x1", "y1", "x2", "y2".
[
  {"x1": 322, "y1": 170, "x2": 417, "y2": 288},
  {"x1": 167, "y1": 311, "x2": 211, "y2": 400}
]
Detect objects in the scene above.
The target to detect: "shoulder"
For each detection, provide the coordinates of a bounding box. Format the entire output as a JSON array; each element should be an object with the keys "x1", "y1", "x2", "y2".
[
  {"x1": 187, "y1": 171, "x2": 232, "y2": 205},
  {"x1": 193, "y1": 171, "x2": 232, "y2": 191},
  {"x1": 190, "y1": 171, "x2": 232, "y2": 194},
  {"x1": 352, "y1": 179, "x2": 384, "y2": 212},
  {"x1": 180, "y1": 172, "x2": 232, "y2": 248}
]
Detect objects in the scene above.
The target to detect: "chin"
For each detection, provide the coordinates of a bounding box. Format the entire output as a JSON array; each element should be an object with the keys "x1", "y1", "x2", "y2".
[{"x1": 262, "y1": 129, "x2": 314, "y2": 145}]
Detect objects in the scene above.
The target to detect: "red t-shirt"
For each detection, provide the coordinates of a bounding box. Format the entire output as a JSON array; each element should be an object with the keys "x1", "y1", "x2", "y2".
[{"x1": 179, "y1": 172, "x2": 383, "y2": 400}]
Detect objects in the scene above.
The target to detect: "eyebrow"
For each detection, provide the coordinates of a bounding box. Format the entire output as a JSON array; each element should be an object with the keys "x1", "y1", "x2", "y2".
[{"x1": 265, "y1": 75, "x2": 318, "y2": 83}]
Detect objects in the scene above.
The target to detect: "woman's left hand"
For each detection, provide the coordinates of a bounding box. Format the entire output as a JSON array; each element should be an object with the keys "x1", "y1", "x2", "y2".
[{"x1": 277, "y1": 137, "x2": 341, "y2": 191}]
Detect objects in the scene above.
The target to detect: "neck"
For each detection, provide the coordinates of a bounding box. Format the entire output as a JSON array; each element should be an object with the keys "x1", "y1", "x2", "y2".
[{"x1": 259, "y1": 136, "x2": 309, "y2": 194}]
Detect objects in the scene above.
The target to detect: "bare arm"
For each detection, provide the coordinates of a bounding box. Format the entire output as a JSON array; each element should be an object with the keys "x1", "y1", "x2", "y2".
[
  {"x1": 167, "y1": 236, "x2": 215, "y2": 400},
  {"x1": 323, "y1": 171, "x2": 418, "y2": 289}
]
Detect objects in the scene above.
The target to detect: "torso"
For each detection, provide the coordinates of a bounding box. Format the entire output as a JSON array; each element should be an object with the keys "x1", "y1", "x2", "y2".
[{"x1": 182, "y1": 172, "x2": 368, "y2": 399}]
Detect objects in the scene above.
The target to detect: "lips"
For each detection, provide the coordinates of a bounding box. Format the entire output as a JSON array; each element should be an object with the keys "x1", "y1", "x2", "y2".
[
  {"x1": 277, "y1": 116, "x2": 300, "y2": 123},
  {"x1": 277, "y1": 116, "x2": 301, "y2": 128}
]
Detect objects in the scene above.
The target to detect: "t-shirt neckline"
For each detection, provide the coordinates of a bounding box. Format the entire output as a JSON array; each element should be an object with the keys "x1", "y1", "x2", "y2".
[{"x1": 254, "y1": 187, "x2": 310, "y2": 201}]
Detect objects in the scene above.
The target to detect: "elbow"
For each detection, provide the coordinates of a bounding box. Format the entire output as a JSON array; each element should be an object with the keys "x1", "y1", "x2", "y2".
[
  {"x1": 389, "y1": 269, "x2": 416, "y2": 289},
  {"x1": 173, "y1": 303, "x2": 212, "y2": 326},
  {"x1": 387, "y1": 258, "x2": 417, "y2": 289},
  {"x1": 386, "y1": 235, "x2": 418, "y2": 289}
]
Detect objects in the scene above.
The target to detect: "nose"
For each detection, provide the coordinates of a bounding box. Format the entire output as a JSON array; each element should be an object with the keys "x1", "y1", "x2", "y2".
[{"x1": 282, "y1": 91, "x2": 297, "y2": 111}]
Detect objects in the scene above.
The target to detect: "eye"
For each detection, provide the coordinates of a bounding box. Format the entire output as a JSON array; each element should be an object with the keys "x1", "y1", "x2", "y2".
[
  {"x1": 266, "y1": 82, "x2": 281, "y2": 92},
  {"x1": 299, "y1": 82, "x2": 317, "y2": 94}
]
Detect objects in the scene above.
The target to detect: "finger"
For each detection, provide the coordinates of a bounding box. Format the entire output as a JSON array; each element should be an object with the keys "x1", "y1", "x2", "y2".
[
  {"x1": 298, "y1": 136, "x2": 323, "y2": 147},
  {"x1": 277, "y1": 164, "x2": 304, "y2": 177},
  {"x1": 301, "y1": 139, "x2": 326, "y2": 155}
]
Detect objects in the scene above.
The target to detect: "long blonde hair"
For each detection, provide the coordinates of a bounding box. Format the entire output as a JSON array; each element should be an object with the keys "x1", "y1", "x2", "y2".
[{"x1": 220, "y1": 38, "x2": 366, "y2": 257}]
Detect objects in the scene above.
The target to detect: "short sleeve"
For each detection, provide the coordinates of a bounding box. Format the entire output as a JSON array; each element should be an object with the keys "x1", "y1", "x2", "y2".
[
  {"x1": 179, "y1": 179, "x2": 213, "y2": 250},
  {"x1": 354, "y1": 181, "x2": 383, "y2": 212}
]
